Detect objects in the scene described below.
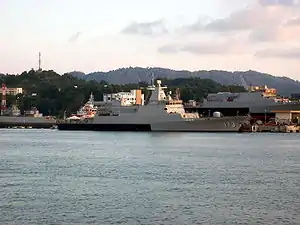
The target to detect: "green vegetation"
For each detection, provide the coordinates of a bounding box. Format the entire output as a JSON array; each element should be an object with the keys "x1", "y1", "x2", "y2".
[{"x1": 0, "y1": 70, "x2": 246, "y2": 117}]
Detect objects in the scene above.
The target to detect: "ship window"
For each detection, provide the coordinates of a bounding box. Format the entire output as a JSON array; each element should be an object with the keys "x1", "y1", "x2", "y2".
[{"x1": 164, "y1": 108, "x2": 167, "y2": 110}]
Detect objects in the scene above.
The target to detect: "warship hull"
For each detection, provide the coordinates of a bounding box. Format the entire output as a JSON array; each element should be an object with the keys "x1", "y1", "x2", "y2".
[
  {"x1": 57, "y1": 116, "x2": 248, "y2": 132},
  {"x1": 0, "y1": 116, "x2": 56, "y2": 128},
  {"x1": 57, "y1": 123, "x2": 151, "y2": 131},
  {"x1": 150, "y1": 116, "x2": 246, "y2": 132}
]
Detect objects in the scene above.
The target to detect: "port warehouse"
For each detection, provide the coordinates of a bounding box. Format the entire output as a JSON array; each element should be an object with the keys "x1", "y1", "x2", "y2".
[
  {"x1": 185, "y1": 106, "x2": 300, "y2": 123},
  {"x1": 185, "y1": 107, "x2": 277, "y2": 123},
  {"x1": 184, "y1": 89, "x2": 300, "y2": 122}
]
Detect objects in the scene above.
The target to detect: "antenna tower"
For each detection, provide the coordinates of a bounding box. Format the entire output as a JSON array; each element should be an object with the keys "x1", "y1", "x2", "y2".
[{"x1": 38, "y1": 52, "x2": 42, "y2": 71}]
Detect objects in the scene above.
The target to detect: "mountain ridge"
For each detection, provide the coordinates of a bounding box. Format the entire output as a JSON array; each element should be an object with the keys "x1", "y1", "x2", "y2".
[{"x1": 68, "y1": 67, "x2": 300, "y2": 96}]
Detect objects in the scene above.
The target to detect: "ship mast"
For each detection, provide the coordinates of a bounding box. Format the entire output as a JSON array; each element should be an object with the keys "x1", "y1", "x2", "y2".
[
  {"x1": 88, "y1": 92, "x2": 94, "y2": 105},
  {"x1": 175, "y1": 88, "x2": 180, "y2": 101},
  {"x1": 147, "y1": 79, "x2": 168, "y2": 104},
  {"x1": 151, "y1": 72, "x2": 155, "y2": 87}
]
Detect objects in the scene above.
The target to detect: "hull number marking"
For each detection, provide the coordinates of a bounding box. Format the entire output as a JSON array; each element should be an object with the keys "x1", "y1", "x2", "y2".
[{"x1": 224, "y1": 121, "x2": 236, "y2": 128}]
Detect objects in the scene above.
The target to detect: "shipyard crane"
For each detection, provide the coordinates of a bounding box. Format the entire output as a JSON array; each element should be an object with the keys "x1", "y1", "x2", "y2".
[{"x1": 240, "y1": 75, "x2": 249, "y2": 91}]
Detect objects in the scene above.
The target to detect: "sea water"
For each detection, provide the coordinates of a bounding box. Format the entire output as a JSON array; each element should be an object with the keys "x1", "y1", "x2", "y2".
[{"x1": 1, "y1": 129, "x2": 300, "y2": 224}]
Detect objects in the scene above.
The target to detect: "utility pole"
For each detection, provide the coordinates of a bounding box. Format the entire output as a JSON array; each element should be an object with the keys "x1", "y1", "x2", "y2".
[
  {"x1": 1, "y1": 83, "x2": 7, "y2": 116},
  {"x1": 264, "y1": 109, "x2": 267, "y2": 124}
]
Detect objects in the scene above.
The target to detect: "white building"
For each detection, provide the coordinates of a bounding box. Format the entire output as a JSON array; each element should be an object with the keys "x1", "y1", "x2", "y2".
[
  {"x1": 0, "y1": 87, "x2": 23, "y2": 95},
  {"x1": 272, "y1": 110, "x2": 300, "y2": 124},
  {"x1": 103, "y1": 89, "x2": 144, "y2": 106}
]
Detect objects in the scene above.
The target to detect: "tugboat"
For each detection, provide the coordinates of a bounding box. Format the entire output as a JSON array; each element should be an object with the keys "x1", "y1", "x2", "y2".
[{"x1": 69, "y1": 93, "x2": 98, "y2": 119}]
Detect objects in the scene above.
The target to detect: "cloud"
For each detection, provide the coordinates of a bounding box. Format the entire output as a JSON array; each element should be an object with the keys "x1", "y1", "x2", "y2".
[
  {"x1": 256, "y1": 47, "x2": 300, "y2": 58},
  {"x1": 158, "y1": 38, "x2": 246, "y2": 55},
  {"x1": 249, "y1": 26, "x2": 300, "y2": 42},
  {"x1": 285, "y1": 17, "x2": 300, "y2": 26},
  {"x1": 119, "y1": 0, "x2": 300, "y2": 64},
  {"x1": 155, "y1": 1, "x2": 300, "y2": 58},
  {"x1": 205, "y1": 7, "x2": 275, "y2": 31},
  {"x1": 158, "y1": 44, "x2": 180, "y2": 54},
  {"x1": 119, "y1": 0, "x2": 300, "y2": 42},
  {"x1": 259, "y1": 0, "x2": 300, "y2": 7},
  {"x1": 184, "y1": 4, "x2": 294, "y2": 33},
  {"x1": 121, "y1": 19, "x2": 168, "y2": 36},
  {"x1": 68, "y1": 32, "x2": 82, "y2": 43},
  {"x1": 176, "y1": 0, "x2": 300, "y2": 45}
]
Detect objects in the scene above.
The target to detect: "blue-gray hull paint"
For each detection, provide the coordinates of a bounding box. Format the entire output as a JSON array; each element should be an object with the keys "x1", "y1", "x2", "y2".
[
  {"x1": 0, "y1": 116, "x2": 56, "y2": 128},
  {"x1": 57, "y1": 123, "x2": 241, "y2": 132},
  {"x1": 57, "y1": 116, "x2": 247, "y2": 132},
  {"x1": 57, "y1": 123, "x2": 151, "y2": 131}
]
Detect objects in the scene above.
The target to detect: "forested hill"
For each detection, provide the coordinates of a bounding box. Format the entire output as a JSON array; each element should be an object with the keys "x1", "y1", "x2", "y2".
[
  {"x1": 0, "y1": 69, "x2": 245, "y2": 117},
  {"x1": 68, "y1": 67, "x2": 300, "y2": 96}
]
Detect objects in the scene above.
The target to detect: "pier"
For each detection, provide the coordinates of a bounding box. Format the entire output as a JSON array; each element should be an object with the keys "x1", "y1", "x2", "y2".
[{"x1": 250, "y1": 124, "x2": 300, "y2": 133}]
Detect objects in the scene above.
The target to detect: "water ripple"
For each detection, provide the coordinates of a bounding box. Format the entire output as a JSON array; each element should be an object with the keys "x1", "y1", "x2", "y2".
[{"x1": 0, "y1": 129, "x2": 300, "y2": 224}]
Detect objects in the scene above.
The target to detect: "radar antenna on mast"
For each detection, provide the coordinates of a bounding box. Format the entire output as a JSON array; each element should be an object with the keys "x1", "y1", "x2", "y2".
[
  {"x1": 175, "y1": 88, "x2": 181, "y2": 100},
  {"x1": 151, "y1": 72, "x2": 155, "y2": 87}
]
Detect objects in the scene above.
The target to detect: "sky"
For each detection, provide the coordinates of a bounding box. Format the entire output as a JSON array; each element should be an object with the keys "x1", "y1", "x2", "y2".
[{"x1": 1, "y1": 0, "x2": 300, "y2": 79}]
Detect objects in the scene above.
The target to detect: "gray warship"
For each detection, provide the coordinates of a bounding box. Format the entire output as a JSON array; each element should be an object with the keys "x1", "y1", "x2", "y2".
[
  {"x1": 0, "y1": 106, "x2": 56, "y2": 128},
  {"x1": 57, "y1": 80, "x2": 250, "y2": 132}
]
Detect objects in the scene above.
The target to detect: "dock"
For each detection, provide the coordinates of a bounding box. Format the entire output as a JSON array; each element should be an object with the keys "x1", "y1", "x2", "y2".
[{"x1": 251, "y1": 124, "x2": 300, "y2": 133}]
